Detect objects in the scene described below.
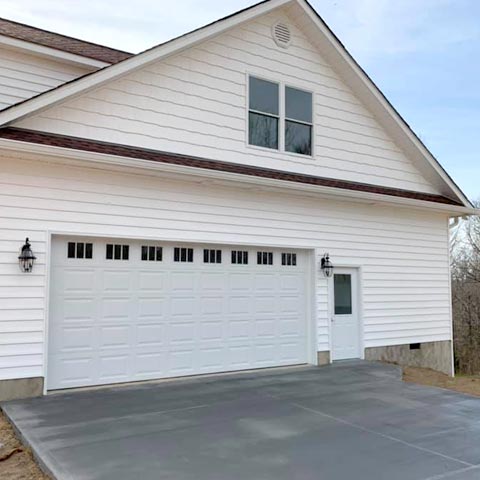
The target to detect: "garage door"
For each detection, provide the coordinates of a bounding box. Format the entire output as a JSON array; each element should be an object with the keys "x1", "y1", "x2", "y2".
[{"x1": 48, "y1": 236, "x2": 310, "y2": 390}]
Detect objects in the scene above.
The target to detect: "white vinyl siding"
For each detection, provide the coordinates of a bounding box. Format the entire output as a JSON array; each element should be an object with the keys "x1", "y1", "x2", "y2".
[
  {"x1": 0, "y1": 154, "x2": 451, "y2": 381},
  {"x1": 15, "y1": 8, "x2": 438, "y2": 195},
  {"x1": 0, "y1": 47, "x2": 93, "y2": 110}
]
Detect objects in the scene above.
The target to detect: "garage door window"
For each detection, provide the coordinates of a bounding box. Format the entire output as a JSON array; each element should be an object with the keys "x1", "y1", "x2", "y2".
[
  {"x1": 204, "y1": 249, "x2": 222, "y2": 263},
  {"x1": 257, "y1": 251, "x2": 273, "y2": 265},
  {"x1": 142, "y1": 246, "x2": 162, "y2": 261},
  {"x1": 174, "y1": 247, "x2": 194, "y2": 263},
  {"x1": 106, "y1": 244, "x2": 129, "y2": 260},
  {"x1": 231, "y1": 250, "x2": 248, "y2": 264},
  {"x1": 281, "y1": 253, "x2": 297, "y2": 266},
  {"x1": 67, "y1": 242, "x2": 93, "y2": 259}
]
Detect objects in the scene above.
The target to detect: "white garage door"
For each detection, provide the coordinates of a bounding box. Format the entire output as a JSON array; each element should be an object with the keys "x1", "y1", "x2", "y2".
[{"x1": 48, "y1": 236, "x2": 310, "y2": 390}]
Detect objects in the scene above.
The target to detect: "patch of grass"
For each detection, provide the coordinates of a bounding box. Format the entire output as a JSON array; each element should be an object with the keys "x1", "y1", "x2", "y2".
[
  {"x1": 0, "y1": 411, "x2": 49, "y2": 480},
  {"x1": 403, "y1": 366, "x2": 480, "y2": 397}
]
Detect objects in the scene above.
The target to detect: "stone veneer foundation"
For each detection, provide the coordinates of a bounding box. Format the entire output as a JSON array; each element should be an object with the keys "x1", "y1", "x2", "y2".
[
  {"x1": 0, "y1": 377, "x2": 44, "y2": 402},
  {"x1": 365, "y1": 340, "x2": 453, "y2": 376},
  {"x1": 317, "y1": 351, "x2": 330, "y2": 366}
]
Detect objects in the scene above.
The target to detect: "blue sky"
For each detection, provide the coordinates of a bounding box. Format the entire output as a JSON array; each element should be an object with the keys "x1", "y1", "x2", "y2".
[{"x1": 3, "y1": 0, "x2": 479, "y2": 200}]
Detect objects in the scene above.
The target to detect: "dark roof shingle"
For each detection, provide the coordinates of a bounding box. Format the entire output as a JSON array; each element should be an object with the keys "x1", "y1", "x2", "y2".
[
  {"x1": 0, "y1": 127, "x2": 462, "y2": 207},
  {"x1": 0, "y1": 17, "x2": 132, "y2": 64}
]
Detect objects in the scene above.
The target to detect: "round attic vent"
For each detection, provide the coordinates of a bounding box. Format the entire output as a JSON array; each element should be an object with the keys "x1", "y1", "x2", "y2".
[{"x1": 272, "y1": 22, "x2": 291, "y2": 48}]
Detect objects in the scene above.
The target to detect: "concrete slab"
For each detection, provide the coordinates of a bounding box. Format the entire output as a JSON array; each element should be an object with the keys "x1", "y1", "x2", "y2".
[{"x1": 3, "y1": 361, "x2": 480, "y2": 480}]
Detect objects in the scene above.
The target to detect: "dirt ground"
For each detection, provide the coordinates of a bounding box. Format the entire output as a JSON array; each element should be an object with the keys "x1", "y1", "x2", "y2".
[
  {"x1": 0, "y1": 412, "x2": 48, "y2": 480},
  {"x1": 404, "y1": 366, "x2": 480, "y2": 397}
]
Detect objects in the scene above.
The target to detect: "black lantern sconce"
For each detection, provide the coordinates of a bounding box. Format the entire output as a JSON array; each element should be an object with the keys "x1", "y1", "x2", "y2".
[
  {"x1": 18, "y1": 238, "x2": 36, "y2": 273},
  {"x1": 321, "y1": 253, "x2": 334, "y2": 278}
]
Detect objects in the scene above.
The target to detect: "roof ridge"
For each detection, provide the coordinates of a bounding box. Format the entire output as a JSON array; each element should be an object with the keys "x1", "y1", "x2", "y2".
[{"x1": 0, "y1": 16, "x2": 133, "y2": 63}]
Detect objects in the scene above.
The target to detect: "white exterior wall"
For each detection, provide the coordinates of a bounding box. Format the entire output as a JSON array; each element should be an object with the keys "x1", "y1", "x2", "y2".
[
  {"x1": 16, "y1": 9, "x2": 438, "y2": 195},
  {"x1": 0, "y1": 46, "x2": 93, "y2": 110},
  {"x1": 0, "y1": 155, "x2": 452, "y2": 381}
]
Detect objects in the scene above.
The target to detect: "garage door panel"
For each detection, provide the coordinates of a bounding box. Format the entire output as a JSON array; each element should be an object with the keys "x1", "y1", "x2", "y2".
[
  {"x1": 280, "y1": 296, "x2": 305, "y2": 313},
  {"x1": 254, "y1": 296, "x2": 278, "y2": 314},
  {"x1": 280, "y1": 273, "x2": 304, "y2": 291},
  {"x1": 227, "y1": 346, "x2": 252, "y2": 368},
  {"x1": 98, "y1": 353, "x2": 130, "y2": 382},
  {"x1": 52, "y1": 297, "x2": 97, "y2": 322},
  {"x1": 100, "y1": 298, "x2": 131, "y2": 321},
  {"x1": 169, "y1": 321, "x2": 196, "y2": 344},
  {"x1": 102, "y1": 270, "x2": 132, "y2": 291},
  {"x1": 229, "y1": 273, "x2": 252, "y2": 291},
  {"x1": 48, "y1": 238, "x2": 309, "y2": 390},
  {"x1": 99, "y1": 325, "x2": 131, "y2": 349},
  {"x1": 136, "y1": 323, "x2": 166, "y2": 345},
  {"x1": 228, "y1": 296, "x2": 251, "y2": 315},
  {"x1": 200, "y1": 272, "x2": 226, "y2": 291},
  {"x1": 169, "y1": 350, "x2": 195, "y2": 374},
  {"x1": 50, "y1": 355, "x2": 95, "y2": 386},
  {"x1": 228, "y1": 319, "x2": 250, "y2": 340},
  {"x1": 200, "y1": 320, "x2": 224, "y2": 340},
  {"x1": 54, "y1": 325, "x2": 95, "y2": 353},
  {"x1": 254, "y1": 274, "x2": 278, "y2": 291},
  {"x1": 198, "y1": 347, "x2": 226, "y2": 370},
  {"x1": 170, "y1": 296, "x2": 197, "y2": 317},
  {"x1": 279, "y1": 342, "x2": 304, "y2": 361},
  {"x1": 255, "y1": 318, "x2": 277, "y2": 338},
  {"x1": 279, "y1": 317, "x2": 304, "y2": 336},
  {"x1": 62, "y1": 269, "x2": 96, "y2": 293},
  {"x1": 171, "y1": 272, "x2": 195, "y2": 291},
  {"x1": 137, "y1": 298, "x2": 166, "y2": 318},
  {"x1": 138, "y1": 271, "x2": 166, "y2": 291},
  {"x1": 254, "y1": 344, "x2": 277, "y2": 364},
  {"x1": 134, "y1": 352, "x2": 167, "y2": 377},
  {"x1": 200, "y1": 296, "x2": 224, "y2": 315}
]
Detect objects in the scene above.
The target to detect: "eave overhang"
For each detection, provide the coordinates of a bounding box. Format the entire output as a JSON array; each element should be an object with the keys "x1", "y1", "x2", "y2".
[{"x1": 0, "y1": 128, "x2": 476, "y2": 217}]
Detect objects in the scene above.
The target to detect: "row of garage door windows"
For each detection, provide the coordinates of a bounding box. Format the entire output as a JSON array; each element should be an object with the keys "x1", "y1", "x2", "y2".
[{"x1": 67, "y1": 242, "x2": 298, "y2": 266}]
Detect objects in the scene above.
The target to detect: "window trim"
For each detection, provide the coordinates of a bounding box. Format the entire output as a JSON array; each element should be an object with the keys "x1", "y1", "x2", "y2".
[{"x1": 246, "y1": 73, "x2": 314, "y2": 158}]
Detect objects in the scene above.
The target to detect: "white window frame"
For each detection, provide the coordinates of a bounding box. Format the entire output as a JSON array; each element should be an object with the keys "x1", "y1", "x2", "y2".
[
  {"x1": 247, "y1": 75, "x2": 281, "y2": 152},
  {"x1": 246, "y1": 73, "x2": 314, "y2": 158}
]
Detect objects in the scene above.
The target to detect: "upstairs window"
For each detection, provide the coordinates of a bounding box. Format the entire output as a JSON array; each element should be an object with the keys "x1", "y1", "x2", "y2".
[
  {"x1": 285, "y1": 87, "x2": 312, "y2": 156},
  {"x1": 248, "y1": 76, "x2": 279, "y2": 150},
  {"x1": 248, "y1": 76, "x2": 312, "y2": 156}
]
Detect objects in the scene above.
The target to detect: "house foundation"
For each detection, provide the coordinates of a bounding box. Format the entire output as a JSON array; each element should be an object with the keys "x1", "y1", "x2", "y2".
[{"x1": 365, "y1": 340, "x2": 453, "y2": 376}]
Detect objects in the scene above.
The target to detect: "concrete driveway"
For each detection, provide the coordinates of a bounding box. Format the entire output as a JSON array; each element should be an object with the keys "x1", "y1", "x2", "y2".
[{"x1": 3, "y1": 361, "x2": 480, "y2": 480}]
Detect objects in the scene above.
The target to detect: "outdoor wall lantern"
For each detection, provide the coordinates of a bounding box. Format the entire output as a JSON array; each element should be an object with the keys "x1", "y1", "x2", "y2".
[
  {"x1": 18, "y1": 238, "x2": 36, "y2": 273},
  {"x1": 321, "y1": 253, "x2": 334, "y2": 278}
]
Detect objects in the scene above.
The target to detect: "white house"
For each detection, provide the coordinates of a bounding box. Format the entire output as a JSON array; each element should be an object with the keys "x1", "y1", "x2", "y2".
[{"x1": 0, "y1": 0, "x2": 476, "y2": 401}]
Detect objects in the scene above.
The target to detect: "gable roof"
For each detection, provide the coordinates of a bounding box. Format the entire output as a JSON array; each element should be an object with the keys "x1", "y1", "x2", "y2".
[
  {"x1": 0, "y1": 16, "x2": 132, "y2": 64},
  {"x1": 0, "y1": 0, "x2": 472, "y2": 209}
]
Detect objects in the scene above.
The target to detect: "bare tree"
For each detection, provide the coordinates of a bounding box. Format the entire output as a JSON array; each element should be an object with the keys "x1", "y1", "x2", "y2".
[{"x1": 451, "y1": 201, "x2": 480, "y2": 374}]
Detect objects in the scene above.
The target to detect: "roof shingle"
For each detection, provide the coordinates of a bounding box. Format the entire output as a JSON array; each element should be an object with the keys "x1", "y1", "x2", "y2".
[
  {"x1": 0, "y1": 127, "x2": 462, "y2": 207},
  {"x1": 0, "y1": 17, "x2": 132, "y2": 64}
]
